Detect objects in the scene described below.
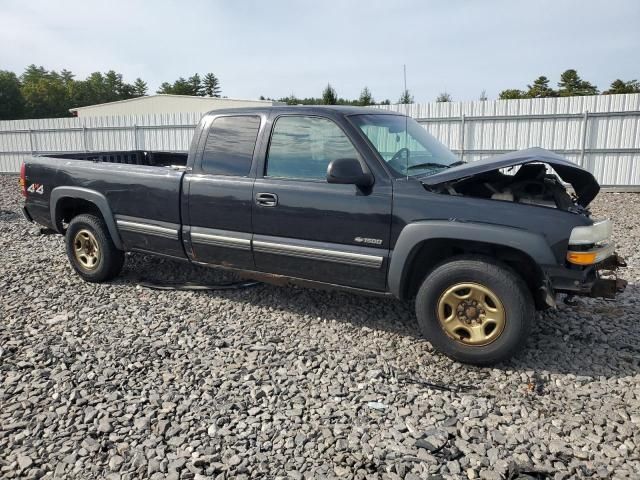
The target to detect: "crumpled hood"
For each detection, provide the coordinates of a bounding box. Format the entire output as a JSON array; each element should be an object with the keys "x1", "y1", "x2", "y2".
[{"x1": 420, "y1": 147, "x2": 600, "y2": 207}]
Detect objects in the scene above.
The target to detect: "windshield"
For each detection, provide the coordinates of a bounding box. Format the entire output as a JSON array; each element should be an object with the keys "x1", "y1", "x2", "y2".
[{"x1": 350, "y1": 114, "x2": 460, "y2": 176}]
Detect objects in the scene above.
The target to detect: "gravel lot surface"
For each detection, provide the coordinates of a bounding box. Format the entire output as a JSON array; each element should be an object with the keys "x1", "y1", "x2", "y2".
[{"x1": 1, "y1": 174, "x2": 639, "y2": 480}]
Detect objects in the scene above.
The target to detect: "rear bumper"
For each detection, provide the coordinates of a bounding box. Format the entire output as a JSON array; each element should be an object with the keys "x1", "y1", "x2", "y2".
[{"x1": 547, "y1": 253, "x2": 627, "y2": 300}]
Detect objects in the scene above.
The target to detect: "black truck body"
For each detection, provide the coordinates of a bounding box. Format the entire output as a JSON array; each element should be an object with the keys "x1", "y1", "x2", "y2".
[{"x1": 21, "y1": 106, "x2": 626, "y2": 365}]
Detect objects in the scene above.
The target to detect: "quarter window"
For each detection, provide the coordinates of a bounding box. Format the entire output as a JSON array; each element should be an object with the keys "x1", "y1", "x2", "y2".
[
  {"x1": 201, "y1": 116, "x2": 261, "y2": 176},
  {"x1": 266, "y1": 116, "x2": 359, "y2": 180}
]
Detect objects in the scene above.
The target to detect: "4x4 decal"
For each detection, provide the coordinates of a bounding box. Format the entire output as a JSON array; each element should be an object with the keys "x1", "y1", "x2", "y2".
[{"x1": 27, "y1": 183, "x2": 44, "y2": 195}]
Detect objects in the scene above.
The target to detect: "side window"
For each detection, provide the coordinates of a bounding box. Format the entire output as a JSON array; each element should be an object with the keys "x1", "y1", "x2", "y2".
[
  {"x1": 266, "y1": 116, "x2": 359, "y2": 180},
  {"x1": 201, "y1": 116, "x2": 261, "y2": 176}
]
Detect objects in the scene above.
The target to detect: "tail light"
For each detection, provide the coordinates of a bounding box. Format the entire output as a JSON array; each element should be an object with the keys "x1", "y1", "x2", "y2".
[{"x1": 20, "y1": 162, "x2": 27, "y2": 197}]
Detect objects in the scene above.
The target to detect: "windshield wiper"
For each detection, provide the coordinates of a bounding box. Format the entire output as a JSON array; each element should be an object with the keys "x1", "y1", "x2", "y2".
[
  {"x1": 448, "y1": 160, "x2": 467, "y2": 167},
  {"x1": 407, "y1": 162, "x2": 451, "y2": 170}
]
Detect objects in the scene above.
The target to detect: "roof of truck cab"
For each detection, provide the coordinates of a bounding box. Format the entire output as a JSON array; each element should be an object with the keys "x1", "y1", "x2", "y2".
[{"x1": 203, "y1": 105, "x2": 403, "y2": 117}]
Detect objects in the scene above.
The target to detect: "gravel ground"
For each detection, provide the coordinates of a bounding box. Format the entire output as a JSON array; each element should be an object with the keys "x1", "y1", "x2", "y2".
[{"x1": 1, "y1": 174, "x2": 639, "y2": 480}]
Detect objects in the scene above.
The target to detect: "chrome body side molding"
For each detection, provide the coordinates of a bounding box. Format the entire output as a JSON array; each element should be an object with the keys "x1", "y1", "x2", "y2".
[
  {"x1": 115, "y1": 215, "x2": 179, "y2": 240},
  {"x1": 253, "y1": 236, "x2": 384, "y2": 269},
  {"x1": 190, "y1": 226, "x2": 251, "y2": 250}
]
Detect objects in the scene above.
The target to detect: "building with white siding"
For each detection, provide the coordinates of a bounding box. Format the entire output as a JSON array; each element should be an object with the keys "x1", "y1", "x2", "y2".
[{"x1": 69, "y1": 94, "x2": 284, "y2": 118}]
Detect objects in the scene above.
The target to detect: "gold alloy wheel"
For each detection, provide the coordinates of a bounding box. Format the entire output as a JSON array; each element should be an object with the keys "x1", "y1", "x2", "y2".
[
  {"x1": 437, "y1": 282, "x2": 506, "y2": 346},
  {"x1": 73, "y1": 229, "x2": 100, "y2": 271}
]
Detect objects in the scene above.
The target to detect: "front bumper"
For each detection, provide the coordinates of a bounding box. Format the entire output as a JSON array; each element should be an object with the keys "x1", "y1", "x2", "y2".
[{"x1": 548, "y1": 252, "x2": 627, "y2": 301}]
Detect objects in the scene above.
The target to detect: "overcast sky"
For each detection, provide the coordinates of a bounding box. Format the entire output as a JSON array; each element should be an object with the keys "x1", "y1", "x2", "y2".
[{"x1": 1, "y1": 0, "x2": 638, "y2": 103}]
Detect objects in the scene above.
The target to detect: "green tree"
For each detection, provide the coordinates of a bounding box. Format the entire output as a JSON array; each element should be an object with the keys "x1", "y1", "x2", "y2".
[
  {"x1": 498, "y1": 89, "x2": 526, "y2": 100},
  {"x1": 358, "y1": 86, "x2": 374, "y2": 106},
  {"x1": 60, "y1": 69, "x2": 74, "y2": 86},
  {"x1": 188, "y1": 74, "x2": 203, "y2": 96},
  {"x1": 156, "y1": 82, "x2": 173, "y2": 94},
  {"x1": 526, "y1": 76, "x2": 557, "y2": 98},
  {"x1": 133, "y1": 78, "x2": 148, "y2": 96},
  {"x1": 104, "y1": 70, "x2": 123, "y2": 102},
  {"x1": 21, "y1": 65, "x2": 48, "y2": 85},
  {"x1": 603, "y1": 79, "x2": 640, "y2": 95},
  {"x1": 157, "y1": 77, "x2": 193, "y2": 95},
  {"x1": 436, "y1": 92, "x2": 452, "y2": 102},
  {"x1": 0, "y1": 70, "x2": 25, "y2": 120},
  {"x1": 398, "y1": 89, "x2": 413, "y2": 104},
  {"x1": 157, "y1": 75, "x2": 209, "y2": 96},
  {"x1": 278, "y1": 93, "x2": 299, "y2": 105},
  {"x1": 322, "y1": 83, "x2": 338, "y2": 105},
  {"x1": 20, "y1": 67, "x2": 69, "y2": 117},
  {"x1": 203, "y1": 73, "x2": 221, "y2": 97},
  {"x1": 172, "y1": 78, "x2": 193, "y2": 95},
  {"x1": 69, "y1": 70, "x2": 136, "y2": 107},
  {"x1": 558, "y1": 69, "x2": 598, "y2": 96}
]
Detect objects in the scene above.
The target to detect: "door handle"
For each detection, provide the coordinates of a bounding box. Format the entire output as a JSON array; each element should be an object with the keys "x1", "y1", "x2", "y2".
[{"x1": 255, "y1": 192, "x2": 278, "y2": 207}]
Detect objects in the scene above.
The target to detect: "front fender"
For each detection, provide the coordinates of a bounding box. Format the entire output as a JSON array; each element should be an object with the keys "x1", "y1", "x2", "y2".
[
  {"x1": 387, "y1": 220, "x2": 557, "y2": 299},
  {"x1": 50, "y1": 186, "x2": 124, "y2": 250}
]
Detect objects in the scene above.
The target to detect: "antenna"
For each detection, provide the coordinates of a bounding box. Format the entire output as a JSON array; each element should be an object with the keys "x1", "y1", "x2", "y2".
[{"x1": 403, "y1": 64, "x2": 409, "y2": 180}]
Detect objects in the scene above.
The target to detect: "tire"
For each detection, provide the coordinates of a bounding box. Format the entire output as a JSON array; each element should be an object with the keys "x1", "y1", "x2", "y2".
[
  {"x1": 65, "y1": 213, "x2": 124, "y2": 283},
  {"x1": 415, "y1": 255, "x2": 534, "y2": 366}
]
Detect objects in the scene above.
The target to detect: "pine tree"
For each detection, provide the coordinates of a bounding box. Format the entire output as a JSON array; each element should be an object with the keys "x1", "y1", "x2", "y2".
[
  {"x1": 526, "y1": 76, "x2": 557, "y2": 98},
  {"x1": 603, "y1": 79, "x2": 640, "y2": 95},
  {"x1": 498, "y1": 89, "x2": 526, "y2": 100},
  {"x1": 322, "y1": 83, "x2": 337, "y2": 105},
  {"x1": 133, "y1": 78, "x2": 148, "y2": 96},
  {"x1": 398, "y1": 89, "x2": 414, "y2": 104},
  {"x1": 60, "y1": 69, "x2": 74, "y2": 86},
  {"x1": 203, "y1": 73, "x2": 221, "y2": 97},
  {"x1": 188, "y1": 74, "x2": 203, "y2": 96},
  {"x1": 558, "y1": 69, "x2": 598, "y2": 96},
  {"x1": 436, "y1": 92, "x2": 452, "y2": 102},
  {"x1": 358, "y1": 86, "x2": 374, "y2": 106}
]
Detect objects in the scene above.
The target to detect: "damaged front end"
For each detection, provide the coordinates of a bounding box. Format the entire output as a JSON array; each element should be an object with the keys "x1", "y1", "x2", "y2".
[
  {"x1": 420, "y1": 147, "x2": 599, "y2": 212},
  {"x1": 420, "y1": 147, "x2": 627, "y2": 301}
]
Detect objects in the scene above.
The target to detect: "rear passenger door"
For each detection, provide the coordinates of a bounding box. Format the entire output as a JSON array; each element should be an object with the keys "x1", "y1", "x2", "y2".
[{"x1": 183, "y1": 114, "x2": 262, "y2": 269}]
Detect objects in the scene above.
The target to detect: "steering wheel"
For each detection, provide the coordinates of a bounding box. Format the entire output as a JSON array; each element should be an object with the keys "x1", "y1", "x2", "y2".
[{"x1": 388, "y1": 147, "x2": 410, "y2": 173}]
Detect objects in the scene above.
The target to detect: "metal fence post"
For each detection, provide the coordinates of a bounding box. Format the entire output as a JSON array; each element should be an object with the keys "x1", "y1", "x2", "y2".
[
  {"x1": 82, "y1": 125, "x2": 89, "y2": 152},
  {"x1": 580, "y1": 110, "x2": 589, "y2": 168},
  {"x1": 460, "y1": 113, "x2": 466, "y2": 160},
  {"x1": 28, "y1": 128, "x2": 35, "y2": 155}
]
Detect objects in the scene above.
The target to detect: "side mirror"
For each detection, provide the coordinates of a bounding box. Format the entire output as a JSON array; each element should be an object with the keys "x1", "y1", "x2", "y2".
[{"x1": 326, "y1": 158, "x2": 374, "y2": 188}]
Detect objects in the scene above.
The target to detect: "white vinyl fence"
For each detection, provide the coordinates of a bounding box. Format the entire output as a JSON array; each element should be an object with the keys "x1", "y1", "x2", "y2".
[
  {"x1": 378, "y1": 93, "x2": 640, "y2": 188},
  {"x1": 1, "y1": 94, "x2": 639, "y2": 188},
  {"x1": 0, "y1": 112, "x2": 203, "y2": 174}
]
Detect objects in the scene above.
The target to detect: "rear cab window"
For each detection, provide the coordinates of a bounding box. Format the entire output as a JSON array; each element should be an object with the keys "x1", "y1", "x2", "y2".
[{"x1": 201, "y1": 116, "x2": 261, "y2": 176}]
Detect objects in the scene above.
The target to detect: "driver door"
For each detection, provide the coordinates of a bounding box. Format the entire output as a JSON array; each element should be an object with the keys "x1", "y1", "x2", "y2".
[{"x1": 251, "y1": 114, "x2": 392, "y2": 291}]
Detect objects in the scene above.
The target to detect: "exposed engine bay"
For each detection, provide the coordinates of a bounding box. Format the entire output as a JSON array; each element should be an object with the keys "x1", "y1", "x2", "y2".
[
  {"x1": 419, "y1": 148, "x2": 601, "y2": 214},
  {"x1": 429, "y1": 163, "x2": 583, "y2": 212}
]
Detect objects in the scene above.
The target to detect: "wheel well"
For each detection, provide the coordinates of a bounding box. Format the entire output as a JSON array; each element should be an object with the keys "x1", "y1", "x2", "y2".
[
  {"x1": 55, "y1": 197, "x2": 104, "y2": 232},
  {"x1": 401, "y1": 238, "x2": 546, "y2": 308}
]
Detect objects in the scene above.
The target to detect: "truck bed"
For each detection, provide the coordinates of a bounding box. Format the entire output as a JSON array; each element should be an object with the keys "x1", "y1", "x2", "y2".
[
  {"x1": 42, "y1": 150, "x2": 188, "y2": 168},
  {"x1": 25, "y1": 150, "x2": 188, "y2": 258}
]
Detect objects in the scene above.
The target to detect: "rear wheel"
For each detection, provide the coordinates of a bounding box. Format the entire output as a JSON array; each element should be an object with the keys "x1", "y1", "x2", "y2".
[
  {"x1": 65, "y1": 214, "x2": 124, "y2": 282},
  {"x1": 415, "y1": 255, "x2": 534, "y2": 365}
]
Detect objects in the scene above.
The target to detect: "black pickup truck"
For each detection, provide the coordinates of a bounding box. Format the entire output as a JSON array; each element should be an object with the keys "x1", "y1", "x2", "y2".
[{"x1": 21, "y1": 106, "x2": 626, "y2": 365}]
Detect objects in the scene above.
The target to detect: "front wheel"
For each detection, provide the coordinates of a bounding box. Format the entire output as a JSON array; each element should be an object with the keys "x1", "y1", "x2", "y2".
[
  {"x1": 415, "y1": 255, "x2": 534, "y2": 365},
  {"x1": 65, "y1": 213, "x2": 124, "y2": 283}
]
